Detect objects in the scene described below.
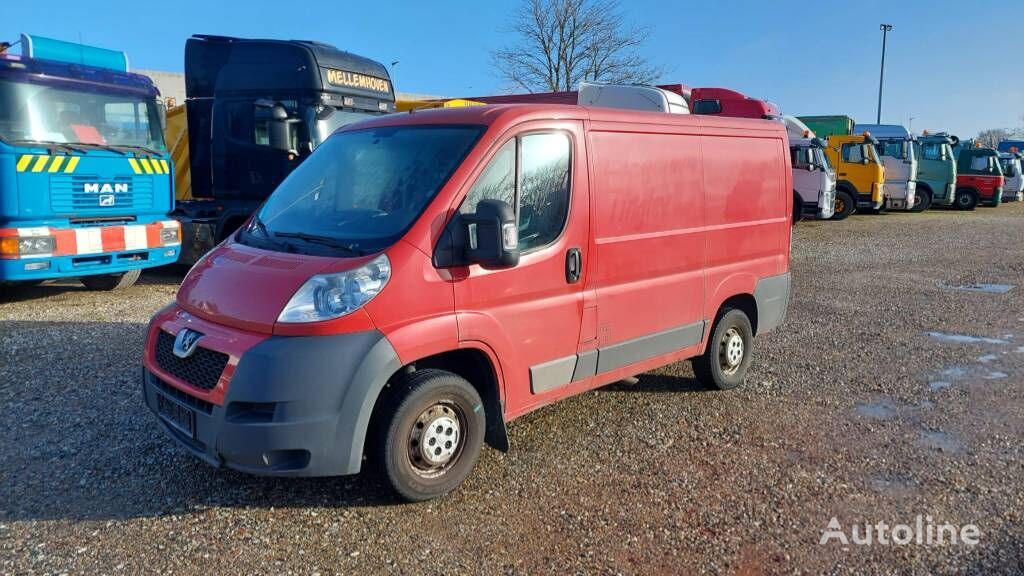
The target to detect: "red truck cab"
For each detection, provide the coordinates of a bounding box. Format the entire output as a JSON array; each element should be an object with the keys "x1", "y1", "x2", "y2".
[
  {"x1": 690, "y1": 87, "x2": 781, "y2": 119},
  {"x1": 142, "y1": 104, "x2": 793, "y2": 501},
  {"x1": 955, "y1": 147, "x2": 1005, "y2": 208}
]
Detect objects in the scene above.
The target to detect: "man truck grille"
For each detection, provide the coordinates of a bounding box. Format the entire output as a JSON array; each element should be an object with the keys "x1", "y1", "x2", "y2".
[{"x1": 154, "y1": 330, "x2": 229, "y2": 391}]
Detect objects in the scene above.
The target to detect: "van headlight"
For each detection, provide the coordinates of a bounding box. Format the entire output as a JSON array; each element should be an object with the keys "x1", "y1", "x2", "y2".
[{"x1": 277, "y1": 254, "x2": 391, "y2": 323}]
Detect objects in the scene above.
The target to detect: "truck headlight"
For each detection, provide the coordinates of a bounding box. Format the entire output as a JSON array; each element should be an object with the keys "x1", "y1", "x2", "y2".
[
  {"x1": 0, "y1": 235, "x2": 56, "y2": 257},
  {"x1": 278, "y1": 254, "x2": 391, "y2": 323},
  {"x1": 159, "y1": 225, "x2": 181, "y2": 246}
]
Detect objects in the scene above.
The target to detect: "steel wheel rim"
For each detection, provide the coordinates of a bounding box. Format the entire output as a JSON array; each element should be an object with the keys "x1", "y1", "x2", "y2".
[
  {"x1": 835, "y1": 197, "x2": 846, "y2": 214},
  {"x1": 718, "y1": 327, "x2": 745, "y2": 376},
  {"x1": 408, "y1": 401, "x2": 465, "y2": 478}
]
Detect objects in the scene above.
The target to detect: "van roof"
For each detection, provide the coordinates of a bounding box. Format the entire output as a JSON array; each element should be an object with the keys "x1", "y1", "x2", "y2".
[{"x1": 340, "y1": 103, "x2": 786, "y2": 135}]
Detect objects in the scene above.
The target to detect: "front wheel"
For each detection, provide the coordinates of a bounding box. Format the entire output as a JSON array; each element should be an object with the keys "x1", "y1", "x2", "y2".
[
  {"x1": 911, "y1": 190, "x2": 932, "y2": 212},
  {"x1": 831, "y1": 189, "x2": 855, "y2": 220},
  {"x1": 954, "y1": 188, "x2": 978, "y2": 211},
  {"x1": 692, "y1": 308, "x2": 754, "y2": 391},
  {"x1": 373, "y1": 369, "x2": 485, "y2": 502},
  {"x1": 80, "y1": 269, "x2": 141, "y2": 291}
]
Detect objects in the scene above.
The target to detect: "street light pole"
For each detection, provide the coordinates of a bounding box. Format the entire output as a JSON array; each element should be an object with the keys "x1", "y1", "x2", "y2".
[{"x1": 877, "y1": 24, "x2": 893, "y2": 124}]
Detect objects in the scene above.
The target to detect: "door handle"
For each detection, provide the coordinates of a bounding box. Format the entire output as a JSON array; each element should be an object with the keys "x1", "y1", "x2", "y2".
[{"x1": 565, "y1": 248, "x2": 582, "y2": 284}]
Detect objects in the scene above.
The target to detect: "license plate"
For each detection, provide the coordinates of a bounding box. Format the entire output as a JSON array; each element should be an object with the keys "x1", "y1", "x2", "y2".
[{"x1": 157, "y1": 394, "x2": 195, "y2": 438}]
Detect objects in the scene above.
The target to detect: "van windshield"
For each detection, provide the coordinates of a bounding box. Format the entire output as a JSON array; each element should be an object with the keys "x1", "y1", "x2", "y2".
[{"x1": 241, "y1": 124, "x2": 483, "y2": 256}]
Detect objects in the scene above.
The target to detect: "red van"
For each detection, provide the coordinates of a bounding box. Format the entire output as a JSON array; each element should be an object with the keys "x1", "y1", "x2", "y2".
[{"x1": 142, "y1": 104, "x2": 793, "y2": 501}]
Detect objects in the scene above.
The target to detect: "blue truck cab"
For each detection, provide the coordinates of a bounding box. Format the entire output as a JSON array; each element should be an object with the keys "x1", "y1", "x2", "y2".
[{"x1": 0, "y1": 34, "x2": 180, "y2": 290}]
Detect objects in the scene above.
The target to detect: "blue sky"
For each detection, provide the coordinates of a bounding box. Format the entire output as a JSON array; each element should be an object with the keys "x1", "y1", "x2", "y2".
[{"x1": 4, "y1": 0, "x2": 1021, "y2": 137}]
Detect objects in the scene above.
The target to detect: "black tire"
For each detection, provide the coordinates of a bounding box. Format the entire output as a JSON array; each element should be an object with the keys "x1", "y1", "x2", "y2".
[
  {"x1": 372, "y1": 369, "x2": 485, "y2": 502},
  {"x1": 911, "y1": 189, "x2": 932, "y2": 212},
  {"x1": 792, "y1": 194, "x2": 803, "y2": 224},
  {"x1": 80, "y1": 269, "x2": 141, "y2": 291},
  {"x1": 954, "y1": 188, "x2": 978, "y2": 211},
  {"x1": 692, "y1": 308, "x2": 754, "y2": 391},
  {"x1": 832, "y1": 189, "x2": 855, "y2": 220}
]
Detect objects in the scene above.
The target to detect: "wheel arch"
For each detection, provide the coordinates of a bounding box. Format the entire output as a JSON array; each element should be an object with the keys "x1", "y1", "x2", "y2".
[{"x1": 367, "y1": 344, "x2": 509, "y2": 456}]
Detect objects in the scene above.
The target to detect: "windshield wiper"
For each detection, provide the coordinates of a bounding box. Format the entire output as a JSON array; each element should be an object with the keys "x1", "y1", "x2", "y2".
[
  {"x1": 272, "y1": 232, "x2": 363, "y2": 255},
  {"x1": 12, "y1": 139, "x2": 88, "y2": 155}
]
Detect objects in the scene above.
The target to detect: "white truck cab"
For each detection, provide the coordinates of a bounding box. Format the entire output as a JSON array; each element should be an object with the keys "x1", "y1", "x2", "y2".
[
  {"x1": 785, "y1": 116, "x2": 837, "y2": 220},
  {"x1": 577, "y1": 82, "x2": 690, "y2": 114},
  {"x1": 998, "y1": 152, "x2": 1023, "y2": 201},
  {"x1": 854, "y1": 124, "x2": 918, "y2": 210}
]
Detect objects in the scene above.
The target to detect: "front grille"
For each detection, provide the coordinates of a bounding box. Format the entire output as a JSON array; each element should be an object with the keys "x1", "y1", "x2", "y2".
[
  {"x1": 154, "y1": 330, "x2": 229, "y2": 391},
  {"x1": 152, "y1": 374, "x2": 215, "y2": 414},
  {"x1": 50, "y1": 174, "x2": 154, "y2": 213}
]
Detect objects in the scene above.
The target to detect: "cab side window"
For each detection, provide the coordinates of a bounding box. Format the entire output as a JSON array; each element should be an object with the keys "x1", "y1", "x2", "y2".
[
  {"x1": 461, "y1": 132, "x2": 571, "y2": 252},
  {"x1": 841, "y1": 143, "x2": 865, "y2": 163},
  {"x1": 922, "y1": 143, "x2": 941, "y2": 161},
  {"x1": 790, "y1": 147, "x2": 810, "y2": 169}
]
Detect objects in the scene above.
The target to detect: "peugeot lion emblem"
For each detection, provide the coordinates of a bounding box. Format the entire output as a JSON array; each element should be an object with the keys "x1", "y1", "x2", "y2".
[{"x1": 172, "y1": 329, "x2": 204, "y2": 359}]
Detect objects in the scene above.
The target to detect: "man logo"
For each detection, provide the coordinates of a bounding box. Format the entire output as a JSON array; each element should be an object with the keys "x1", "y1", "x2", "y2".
[
  {"x1": 83, "y1": 183, "x2": 129, "y2": 194},
  {"x1": 99, "y1": 195, "x2": 115, "y2": 207},
  {"x1": 172, "y1": 329, "x2": 205, "y2": 359}
]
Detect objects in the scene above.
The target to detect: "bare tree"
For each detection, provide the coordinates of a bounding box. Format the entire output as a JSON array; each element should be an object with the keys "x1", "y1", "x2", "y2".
[
  {"x1": 492, "y1": 0, "x2": 662, "y2": 93},
  {"x1": 977, "y1": 128, "x2": 1012, "y2": 149}
]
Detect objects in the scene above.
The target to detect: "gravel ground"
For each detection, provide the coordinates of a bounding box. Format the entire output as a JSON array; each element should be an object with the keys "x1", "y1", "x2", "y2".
[{"x1": 2, "y1": 204, "x2": 1024, "y2": 575}]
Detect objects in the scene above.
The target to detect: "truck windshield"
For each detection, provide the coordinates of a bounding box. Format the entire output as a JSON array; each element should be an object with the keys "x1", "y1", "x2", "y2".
[
  {"x1": 244, "y1": 124, "x2": 483, "y2": 255},
  {"x1": 814, "y1": 147, "x2": 833, "y2": 172},
  {"x1": 878, "y1": 140, "x2": 911, "y2": 160},
  {"x1": 999, "y1": 158, "x2": 1018, "y2": 177},
  {"x1": 0, "y1": 77, "x2": 164, "y2": 150}
]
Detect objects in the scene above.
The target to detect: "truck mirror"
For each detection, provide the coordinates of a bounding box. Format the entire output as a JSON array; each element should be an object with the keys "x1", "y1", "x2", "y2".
[
  {"x1": 462, "y1": 199, "x2": 519, "y2": 270},
  {"x1": 268, "y1": 105, "x2": 294, "y2": 152},
  {"x1": 316, "y1": 105, "x2": 336, "y2": 121},
  {"x1": 861, "y1": 158, "x2": 869, "y2": 165}
]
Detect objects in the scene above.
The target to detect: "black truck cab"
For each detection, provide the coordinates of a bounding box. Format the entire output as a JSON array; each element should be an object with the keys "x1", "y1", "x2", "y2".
[{"x1": 176, "y1": 35, "x2": 396, "y2": 263}]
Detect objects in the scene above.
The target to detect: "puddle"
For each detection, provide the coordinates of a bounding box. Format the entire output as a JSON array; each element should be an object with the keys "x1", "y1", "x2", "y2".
[
  {"x1": 984, "y1": 371, "x2": 1009, "y2": 380},
  {"x1": 926, "y1": 332, "x2": 1009, "y2": 345},
  {"x1": 928, "y1": 381, "x2": 952, "y2": 391},
  {"x1": 938, "y1": 282, "x2": 1015, "y2": 294},
  {"x1": 1017, "y1": 346, "x2": 1024, "y2": 353},
  {"x1": 856, "y1": 401, "x2": 899, "y2": 420},
  {"x1": 940, "y1": 366, "x2": 968, "y2": 378},
  {"x1": 919, "y1": 431, "x2": 965, "y2": 455},
  {"x1": 977, "y1": 354, "x2": 998, "y2": 363}
]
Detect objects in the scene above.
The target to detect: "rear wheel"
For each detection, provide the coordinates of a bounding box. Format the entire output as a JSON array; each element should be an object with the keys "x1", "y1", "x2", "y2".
[
  {"x1": 80, "y1": 269, "x2": 141, "y2": 291},
  {"x1": 792, "y1": 194, "x2": 803, "y2": 224},
  {"x1": 692, "y1": 308, "x2": 754, "y2": 391},
  {"x1": 911, "y1": 189, "x2": 932, "y2": 212},
  {"x1": 832, "y1": 189, "x2": 855, "y2": 220},
  {"x1": 372, "y1": 369, "x2": 485, "y2": 502},
  {"x1": 954, "y1": 188, "x2": 978, "y2": 211}
]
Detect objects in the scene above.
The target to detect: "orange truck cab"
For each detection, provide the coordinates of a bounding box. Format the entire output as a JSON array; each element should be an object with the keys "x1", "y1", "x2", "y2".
[{"x1": 142, "y1": 104, "x2": 793, "y2": 501}]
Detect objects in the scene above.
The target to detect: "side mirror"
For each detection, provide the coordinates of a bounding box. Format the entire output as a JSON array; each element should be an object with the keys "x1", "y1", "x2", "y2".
[
  {"x1": 268, "y1": 104, "x2": 295, "y2": 152},
  {"x1": 462, "y1": 199, "x2": 519, "y2": 269},
  {"x1": 861, "y1": 158, "x2": 870, "y2": 165}
]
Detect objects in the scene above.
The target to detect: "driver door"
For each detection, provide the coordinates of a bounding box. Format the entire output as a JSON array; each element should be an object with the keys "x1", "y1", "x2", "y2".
[{"x1": 452, "y1": 121, "x2": 590, "y2": 417}]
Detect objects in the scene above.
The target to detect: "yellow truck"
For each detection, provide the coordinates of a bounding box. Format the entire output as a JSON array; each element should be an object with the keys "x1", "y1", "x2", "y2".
[
  {"x1": 165, "y1": 104, "x2": 192, "y2": 201},
  {"x1": 798, "y1": 116, "x2": 885, "y2": 218},
  {"x1": 395, "y1": 97, "x2": 484, "y2": 112}
]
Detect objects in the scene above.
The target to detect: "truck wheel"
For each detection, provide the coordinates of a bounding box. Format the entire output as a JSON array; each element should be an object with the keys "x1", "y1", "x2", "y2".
[
  {"x1": 692, "y1": 308, "x2": 754, "y2": 391},
  {"x1": 80, "y1": 269, "x2": 141, "y2": 291},
  {"x1": 374, "y1": 369, "x2": 485, "y2": 502},
  {"x1": 832, "y1": 190, "x2": 855, "y2": 220},
  {"x1": 954, "y1": 188, "x2": 978, "y2": 211},
  {"x1": 911, "y1": 190, "x2": 932, "y2": 212},
  {"x1": 792, "y1": 194, "x2": 803, "y2": 224}
]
